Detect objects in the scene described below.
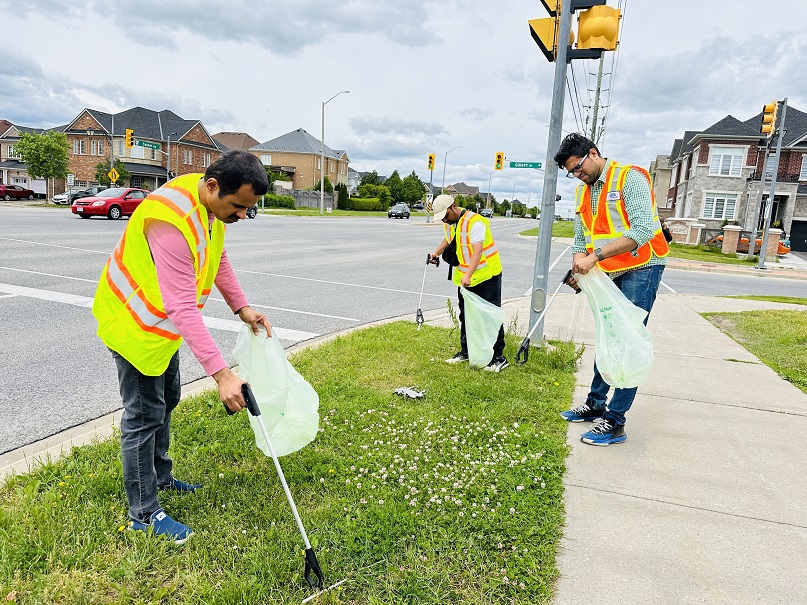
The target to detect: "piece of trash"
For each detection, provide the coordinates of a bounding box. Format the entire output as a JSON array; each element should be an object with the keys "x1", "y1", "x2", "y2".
[{"x1": 394, "y1": 386, "x2": 425, "y2": 399}]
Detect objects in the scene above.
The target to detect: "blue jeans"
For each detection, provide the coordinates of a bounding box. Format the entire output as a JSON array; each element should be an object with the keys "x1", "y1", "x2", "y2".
[
  {"x1": 112, "y1": 350, "x2": 181, "y2": 524},
  {"x1": 587, "y1": 265, "x2": 664, "y2": 426}
]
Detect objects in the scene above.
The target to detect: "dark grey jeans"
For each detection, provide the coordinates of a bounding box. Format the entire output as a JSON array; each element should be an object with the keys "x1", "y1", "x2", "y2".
[{"x1": 112, "y1": 350, "x2": 181, "y2": 524}]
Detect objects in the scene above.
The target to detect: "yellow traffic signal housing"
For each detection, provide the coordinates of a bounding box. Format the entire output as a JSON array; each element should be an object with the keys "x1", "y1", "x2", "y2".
[
  {"x1": 577, "y1": 5, "x2": 621, "y2": 51},
  {"x1": 495, "y1": 152, "x2": 505, "y2": 170},
  {"x1": 761, "y1": 101, "x2": 778, "y2": 136},
  {"x1": 427, "y1": 153, "x2": 435, "y2": 171},
  {"x1": 125, "y1": 128, "x2": 135, "y2": 148},
  {"x1": 529, "y1": 17, "x2": 559, "y2": 63}
]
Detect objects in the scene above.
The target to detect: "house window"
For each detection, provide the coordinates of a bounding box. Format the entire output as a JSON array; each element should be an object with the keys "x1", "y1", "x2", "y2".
[
  {"x1": 708, "y1": 146, "x2": 744, "y2": 177},
  {"x1": 91, "y1": 140, "x2": 97, "y2": 155},
  {"x1": 7, "y1": 145, "x2": 19, "y2": 158},
  {"x1": 152, "y1": 148, "x2": 158, "y2": 160},
  {"x1": 261, "y1": 154, "x2": 272, "y2": 165},
  {"x1": 800, "y1": 156, "x2": 807, "y2": 181},
  {"x1": 669, "y1": 164, "x2": 679, "y2": 189},
  {"x1": 97, "y1": 140, "x2": 104, "y2": 156},
  {"x1": 131, "y1": 176, "x2": 142, "y2": 188},
  {"x1": 702, "y1": 192, "x2": 737, "y2": 220},
  {"x1": 183, "y1": 150, "x2": 193, "y2": 165},
  {"x1": 202, "y1": 153, "x2": 211, "y2": 168},
  {"x1": 12, "y1": 177, "x2": 27, "y2": 184},
  {"x1": 329, "y1": 161, "x2": 335, "y2": 173},
  {"x1": 118, "y1": 141, "x2": 123, "y2": 155},
  {"x1": 73, "y1": 140, "x2": 86, "y2": 155},
  {"x1": 131, "y1": 145, "x2": 145, "y2": 159},
  {"x1": 317, "y1": 158, "x2": 321, "y2": 169},
  {"x1": 678, "y1": 159, "x2": 687, "y2": 184}
]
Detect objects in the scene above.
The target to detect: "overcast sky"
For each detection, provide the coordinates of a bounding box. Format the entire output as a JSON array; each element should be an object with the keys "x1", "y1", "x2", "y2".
[{"x1": 2, "y1": 0, "x2": 806, "y2": 214}]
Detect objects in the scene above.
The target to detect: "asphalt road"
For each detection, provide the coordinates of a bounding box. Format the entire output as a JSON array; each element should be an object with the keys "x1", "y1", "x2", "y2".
[{"x1": 2, "y1": 206, "x2": 806, "y2": 454}]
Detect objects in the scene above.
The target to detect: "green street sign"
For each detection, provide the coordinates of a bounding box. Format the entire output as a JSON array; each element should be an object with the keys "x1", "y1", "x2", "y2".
[
  {"x1": 136, "y1": 140, "x2": 161, "y2": 150},
  {"x1": 509, "y1": 161, "x2": 542, "y2": 169}
]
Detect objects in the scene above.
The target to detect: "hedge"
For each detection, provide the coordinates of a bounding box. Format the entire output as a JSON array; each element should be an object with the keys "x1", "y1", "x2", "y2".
[
  {"x1": 262, "y1": 194, "x2": 296, "y2": 209},
  {"x1": 348, "y1": 198, "x2": 383, "y2": 211}
]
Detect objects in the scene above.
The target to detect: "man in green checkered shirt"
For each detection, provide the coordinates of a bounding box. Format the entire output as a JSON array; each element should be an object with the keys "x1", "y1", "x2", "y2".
[{"x1": 554, "y1": 133, "x2": 668, "y2": 446}]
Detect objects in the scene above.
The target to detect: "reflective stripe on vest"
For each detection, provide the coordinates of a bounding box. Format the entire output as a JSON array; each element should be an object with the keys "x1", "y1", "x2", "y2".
[
  {"x1": 93, "y1": 173, "x2": 226, "y2": 375},
  {"x1": 576, "y1": 161, "x2": 669, "y2": 272},
  {"x1": 444, "y1": 210, "x2": 502, "y2": 287}
]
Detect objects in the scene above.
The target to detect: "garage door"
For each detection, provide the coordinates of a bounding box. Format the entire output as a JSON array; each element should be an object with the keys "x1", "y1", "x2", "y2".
[{"x1": 790, "y1": 220, "x2": 807, "y2": 252}]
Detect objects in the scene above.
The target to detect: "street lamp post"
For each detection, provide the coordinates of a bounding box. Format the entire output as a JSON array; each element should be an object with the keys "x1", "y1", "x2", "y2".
[
  {"x1": 166, "y1": 132, "x2": 177, "y2": 183},
  {"x1": 441, "y1": 146, "x2": 461, "y2": 194},
  {"x1": 321, "y1": 90, "x2": 350, "y2": 214},
  {"x1": 487, "y1": 172, "x2": 494, "y2": 208}
]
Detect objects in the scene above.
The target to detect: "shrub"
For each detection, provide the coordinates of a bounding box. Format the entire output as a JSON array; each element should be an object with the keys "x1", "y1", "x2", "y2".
[
  {"x1": 349, "y1": 198, "x2": 383, "y2": 211},
  {"x1": 262, "y1": 194, "x2": 296, "y2": 209}
]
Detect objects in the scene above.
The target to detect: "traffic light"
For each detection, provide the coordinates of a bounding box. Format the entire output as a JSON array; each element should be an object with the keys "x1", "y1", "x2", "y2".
[
  {"x1": 495, "y1": 152, "x2": 505, "y2": 170},
  {"x1": 427, "y1": 153, "x2": 435, "y2": 171},
  {"x1": 761, "y1": 101, "x2": 778, "y2": 136},
  {"x1": 125, "y1": 128, "x2": 135, "y2": 148},
  {"x1": 576, "y1": 5, "x2": 621, "y2": 51}
]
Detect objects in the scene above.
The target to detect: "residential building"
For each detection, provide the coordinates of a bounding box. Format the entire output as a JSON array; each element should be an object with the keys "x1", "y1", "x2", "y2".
[
  {"x1": 666, "y1": 106, "x2": 807, "y2": 250},
  {"x1": 0, "y1": 123, "x2": 48, "y2": 196},
  {"x1": 212, "y1": 131, "x2": 260, "y2": 152},
  {"x1": 648, "y1": 154, "x2": 672, "y2": 212},
  {"x1": 249, "y1": 128, "x2": 349, "y2": 190},
  {"x1": 444, "y1": 182, "x2": 479, "y2": 198},
  {"x1": 347, "y1": 167, "x2": 361, "y2": 195}
]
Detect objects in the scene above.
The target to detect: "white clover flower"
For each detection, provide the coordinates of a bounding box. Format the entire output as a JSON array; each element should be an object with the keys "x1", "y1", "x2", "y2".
[
  {"x1": 360, "y1": 498, "x2": 367, "y2": 504},
  {"x1": 516, "y1": 485, "x2": 524, "y2": 492},
  {"x1": 509, "y1": 507, "x2": 516, "y2": 514},
  {"x1": 378, "y1": 499, "x2": 384, "y2": 505},
  {"x1": 218, "y1": 473, "x2": 225, "y2": 479},
  {"x1": 541, "y1": 482, "x2": 546, "y2": 488}
]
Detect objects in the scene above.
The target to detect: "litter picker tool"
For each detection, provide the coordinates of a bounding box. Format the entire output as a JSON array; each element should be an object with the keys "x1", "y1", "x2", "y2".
[
  {"x1": 515, "y1": 269, "x2": 578, "y2": 365},
  {"x1": 416, "y1": 253, "x2": 439, "y2": 329},
  {"x1": 241, "y1": 383, "x2": 336, "y2": 595}
]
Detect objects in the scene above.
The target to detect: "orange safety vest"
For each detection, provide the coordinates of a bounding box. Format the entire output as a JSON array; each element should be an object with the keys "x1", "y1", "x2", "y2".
[
  {"x1": 576, "y1": 161, "x2": 668, "y2": 272},
  {"x1": 444, "y1": 210, "x2": 502, "y2": 287},
  {"x1": 92, "y1": 174, "x2": 226, "y2": 375}
]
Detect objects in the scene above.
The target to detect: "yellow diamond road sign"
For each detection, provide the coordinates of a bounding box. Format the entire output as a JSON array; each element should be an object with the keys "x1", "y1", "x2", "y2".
[{"x1": 108, "y1": 168, "x2": 120, "y2": 182}]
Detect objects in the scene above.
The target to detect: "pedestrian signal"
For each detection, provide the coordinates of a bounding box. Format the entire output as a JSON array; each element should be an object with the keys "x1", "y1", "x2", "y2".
[
  {"x1": 427, "y1": 153, "x2": 435, "y2": 171},
  {"x1": 495, "y1": 152, "x2": 505, "y2": 170},
  {"x1": 125, "y1": 129, "x2": 135, "y2": 148}
]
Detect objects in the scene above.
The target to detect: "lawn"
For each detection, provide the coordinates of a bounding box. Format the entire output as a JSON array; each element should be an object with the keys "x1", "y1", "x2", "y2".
[
  {"x1": 519, "y1": 221, "x2": 574, "y2": 238},
  {"x1": 0, "y1": 322, "x2": 580, "y2": 604},
  {"x1": 704, "y1": 306, "x2": 807, "y2": 394},
  {"x1": 665, "y1": 242, "x2": 763, "y2": 266}
]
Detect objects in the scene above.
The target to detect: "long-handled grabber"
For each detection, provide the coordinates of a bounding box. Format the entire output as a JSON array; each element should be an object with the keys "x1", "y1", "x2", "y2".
[
  {"x1": 241, "y1": 383, "x2": 326, "y2": 591},
  {"x1": 515, "y1": 269, "x2": 578, "y2": 365},
  {"x1": 416, "y1": 253, "x2": 439, "y2": 329}
]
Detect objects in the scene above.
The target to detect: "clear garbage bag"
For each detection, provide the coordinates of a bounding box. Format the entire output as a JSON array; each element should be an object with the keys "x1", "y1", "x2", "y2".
[
  {"x1": 575, "y1": 267, "x2": 654, "y2": 388},
  {"x1": 461, "y1": 287, "x2": 505, "y2": 369},
  {"x1": 232, "y1": 325, "x2": 319, "y2": 457}
]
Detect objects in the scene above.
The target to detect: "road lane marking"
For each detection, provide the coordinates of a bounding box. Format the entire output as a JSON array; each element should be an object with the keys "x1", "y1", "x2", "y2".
[
  {"x1": 523, "y1": 246, "x2": 572, "y2": 296},
  {"x1": 0, "y1": 237, "x2": 109, "y2": 255},
  {"x1": 660, "y1": 280, "x2": 676, "y2": 293},
  {"x1": 0, "y1": 265, "x2": 98, "y2": 283},
  {"x1": 237, "y1": 269, "x2": 449, "y2": 298},
  {"x1": 208, "y1": 297, "x2": 359, "y2": 322},
  {"x1": 0, "y1": 282, "x2": 320, "y2": 342}
]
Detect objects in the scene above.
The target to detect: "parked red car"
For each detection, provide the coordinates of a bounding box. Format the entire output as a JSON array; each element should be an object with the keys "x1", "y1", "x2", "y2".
[
  {"x1": 71, "y1": 187, "x2": 149, "y2": 219},
  {"x1": 0, "y1": 184, "x2": 36, "y2": 200}
]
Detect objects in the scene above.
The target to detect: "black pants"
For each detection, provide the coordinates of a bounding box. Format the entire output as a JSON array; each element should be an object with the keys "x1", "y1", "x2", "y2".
[{"x1": 458, "y1": 272, "x2": 505, "y2": 358}]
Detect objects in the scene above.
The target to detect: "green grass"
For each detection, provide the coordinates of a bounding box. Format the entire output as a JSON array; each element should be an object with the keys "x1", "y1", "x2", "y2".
[
  {"x1": 723, "y1": 295, "x2": 807, "y2": 306},
  {"x1": 519, "y1": 221, "x2": 574, "y2": 238},
  {"x1": 704, "y1": 310, "x2": 807, "y2": 393},
  {"x1": 665, "y1": 242, "x2": 764, "y2": 266},
  {"x1": 258, "y1": 208, "x2": 418, "y2": 218},
  {"x1": 0, "y1": 322, "x2": 580, "y2": 604}
]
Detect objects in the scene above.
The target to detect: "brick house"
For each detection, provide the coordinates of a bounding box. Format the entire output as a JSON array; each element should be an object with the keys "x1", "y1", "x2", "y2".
[
  {"x1": 211, "y1": 131, "x2": 260, "y2": 152},
  {"x1": 0, "y1": 123, "x2": 49, "y2": 196},
  {"x1": 444, "y1": 182, "x2": 480, "y2": 198},
  {"x1": 249, "y1": 128, "x2": 349, "y2": 190},
  {"x1": 60, "y1": 106, "x2": 224, "y2": 192},
  {"x1": 666, "y1": 106, "x2": 807, "y2": 249}
]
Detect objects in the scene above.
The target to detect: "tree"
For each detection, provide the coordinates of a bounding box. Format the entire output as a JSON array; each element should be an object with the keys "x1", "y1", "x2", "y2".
[
  {"x1": 312, "y1": 176, "x2": 334, "y2": 193},
  {"x1": 335, "y1": 182, "x2": 349, "y2": 209},
  {"x1": 95, "y1": 159, "x2": 131, "y2": 186},
  {"x1": 384, "y1": 170, "x2": 403, "y2": 204},
  {"x1": 15, "y1": 131, "x2": 70, "y2": 199},
  {"x1": 401, "y1": 170, "x2": 425, "y2": 205},
  {"x1": 265, "y1": 168, "x2": 291, "y2": 190},
  {"x1": 359, "y1": 170, "x2": 382, "y2": 186}
]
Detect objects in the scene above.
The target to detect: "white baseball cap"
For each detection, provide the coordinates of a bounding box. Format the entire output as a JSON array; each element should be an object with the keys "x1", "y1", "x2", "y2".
[{"x1": 432, "y1": 194, "x2": 455, "y2": 221}]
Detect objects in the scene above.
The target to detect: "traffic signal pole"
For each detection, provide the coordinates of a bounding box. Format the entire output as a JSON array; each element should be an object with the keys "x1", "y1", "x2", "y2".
[
  {"x1": 757, "y1": 97, "x2": 788, "y2": 270},
  {"x1": 528, "y1": 4, "x2": 572, "y2": 343}
]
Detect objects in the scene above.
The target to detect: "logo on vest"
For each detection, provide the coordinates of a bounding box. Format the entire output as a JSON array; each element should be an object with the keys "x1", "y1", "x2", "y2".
[{"x1": 606, "y1": 191, "x2": 620, "y2": 201}]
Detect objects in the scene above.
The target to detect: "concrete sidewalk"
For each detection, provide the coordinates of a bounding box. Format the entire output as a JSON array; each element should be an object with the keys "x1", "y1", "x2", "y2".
[{"x1": 503, "y1": 292, "x2": 807, "y2": 605}]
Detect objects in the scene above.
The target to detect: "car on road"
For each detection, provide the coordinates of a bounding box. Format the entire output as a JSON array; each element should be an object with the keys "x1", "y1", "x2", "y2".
[
  {"x1": 480, "y1": 207, "x2": 494, "y2": 218},
  {"x1": 0, "y1": 184, "x2": 36, "y2": 200},
  {"x1": 388, "y1": 203, "x2": 410, "y2": 219},
  {"x1": 71, "y1": 187, "x2": 149, "y2": 219},
  {"x1": 54, "y1": 185, "x2": 107, "y2": 205},
  {"x1": 412, "y1": 202, "x2": 425, "y2": 211}
]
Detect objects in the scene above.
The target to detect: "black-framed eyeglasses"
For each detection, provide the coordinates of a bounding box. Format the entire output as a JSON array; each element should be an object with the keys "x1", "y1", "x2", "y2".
[{"x1": 565, "y1": 155, "x2": 588, "y2": 179}]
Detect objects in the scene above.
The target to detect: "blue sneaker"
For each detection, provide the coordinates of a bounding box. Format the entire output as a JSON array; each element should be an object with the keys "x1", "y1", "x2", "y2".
[
  {"x1": 560, "y1": 402, "x2": 604, "y2": 422},
  {"x1": 159, "y1": 476, "x2": 203, "y2": 493},
  {"x1": 129, "y1": 509, "x2": 194, "y2": 544},
  {"x1": 581, "y1": 418, "x2": 626, "y2": 446}
]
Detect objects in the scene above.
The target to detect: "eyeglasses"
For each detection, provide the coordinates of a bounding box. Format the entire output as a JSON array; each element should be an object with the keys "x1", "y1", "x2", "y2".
[{"x1": 565, "y1": 155, "x2": 588, "y2": 179}]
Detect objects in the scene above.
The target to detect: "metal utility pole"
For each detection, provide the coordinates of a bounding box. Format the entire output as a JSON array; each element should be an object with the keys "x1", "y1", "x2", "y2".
[
  {"x1": 757, "y1": 97, "x2": 788, "y2": 269},
  {"x1": 590, "y1": 55, "x2": 605, "y2": 141},
  {"x1": 528, "y1": 3, "x2": 572, "y2": 341},
  {"x1": 320, "y1": 90, "x2": 350, "y2": 214}
]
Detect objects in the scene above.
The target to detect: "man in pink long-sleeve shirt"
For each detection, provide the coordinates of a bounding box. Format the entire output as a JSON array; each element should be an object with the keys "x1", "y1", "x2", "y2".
[{"x1": 95, "y1": 150, "x2": 270, "y2": 543}]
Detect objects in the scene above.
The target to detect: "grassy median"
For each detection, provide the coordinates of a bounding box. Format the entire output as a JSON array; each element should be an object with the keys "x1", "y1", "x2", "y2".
[{"x1": 0, "y1": 322, "x2": 580, "y2": 604}]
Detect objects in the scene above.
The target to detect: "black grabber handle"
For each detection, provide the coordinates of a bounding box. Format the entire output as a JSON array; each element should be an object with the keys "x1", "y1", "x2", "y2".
[{"x1": 241, "y1": 383, "x2": 262, "y2": 417}]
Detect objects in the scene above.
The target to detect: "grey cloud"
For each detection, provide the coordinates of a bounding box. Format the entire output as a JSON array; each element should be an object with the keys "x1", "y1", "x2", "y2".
[
  {"x1": 349, "y1": 115, "x2": 447, "y2": 138},
  {"x1": 456, "y1": 107, "x2": 492, "y2": 121}
]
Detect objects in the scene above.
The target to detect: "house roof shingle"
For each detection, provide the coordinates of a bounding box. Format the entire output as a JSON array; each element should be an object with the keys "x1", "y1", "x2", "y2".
[
  {"x1": 212, "y1": 132, "x2": 260, "y2": 152},
  {"x1": 251, "y1": 128, "x2": 343, "y2": 159}
]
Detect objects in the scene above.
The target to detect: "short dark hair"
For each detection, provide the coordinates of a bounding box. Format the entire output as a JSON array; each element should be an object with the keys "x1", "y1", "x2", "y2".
[
  {"x1": 554, "y1": 133, "x2": 600, "y2": 168},
  {"x1": 205, "y1": 150, "x2": 269, "y2": 197}
]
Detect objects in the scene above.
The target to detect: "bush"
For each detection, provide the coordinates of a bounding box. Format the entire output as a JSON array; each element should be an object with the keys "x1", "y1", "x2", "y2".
[
  {"x1": 262, "y1": 194, "x2": 295, "y2": 209},
  {"x1": 349, "y1": 198, "x2": 383, "y2": 211}
]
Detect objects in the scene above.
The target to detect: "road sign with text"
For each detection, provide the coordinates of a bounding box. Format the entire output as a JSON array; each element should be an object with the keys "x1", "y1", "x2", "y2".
[
  {"x1": 136, "y1": 140, "x2": 161, "y2": 150},
  {"x1": 509, "y1": 161, "x2": 542, "y2": 169}
]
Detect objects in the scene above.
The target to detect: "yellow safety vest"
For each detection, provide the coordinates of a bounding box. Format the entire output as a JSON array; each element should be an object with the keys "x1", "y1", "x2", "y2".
[
  {"x1": 575, "y1": 161, "x2": 668, "y2": 272},
  {"x1": 444, "y1": 210, "x2": 502, "y2": 287},
  {"x1": 92, "y1": 174, "x2": 226, "y2": 375}
]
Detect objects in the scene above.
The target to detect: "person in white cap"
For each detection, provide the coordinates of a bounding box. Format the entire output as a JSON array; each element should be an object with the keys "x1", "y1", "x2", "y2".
[{"x1": 428, "y1": 194, "x2": 508, "y2": 372}]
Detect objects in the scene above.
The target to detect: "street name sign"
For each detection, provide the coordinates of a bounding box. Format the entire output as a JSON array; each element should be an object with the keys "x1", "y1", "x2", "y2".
[
  {"x1": 136, "y1": 140, "x2": 161, "y2": 150},
  {"x1": 509, "y1": 161, "x2": 542, "y2": 169}
]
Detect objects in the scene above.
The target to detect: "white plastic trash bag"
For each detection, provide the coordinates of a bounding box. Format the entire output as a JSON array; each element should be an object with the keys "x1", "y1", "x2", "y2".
[
  {"x1": 575, "y1": 267, "x2": 654, "y2": 388},
  {"x1": 461, "y1": 288, "x2": 505, "y2": 369},
  {"x1": 232, "y1": 325, "x2": 319, "y2": 457}
]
